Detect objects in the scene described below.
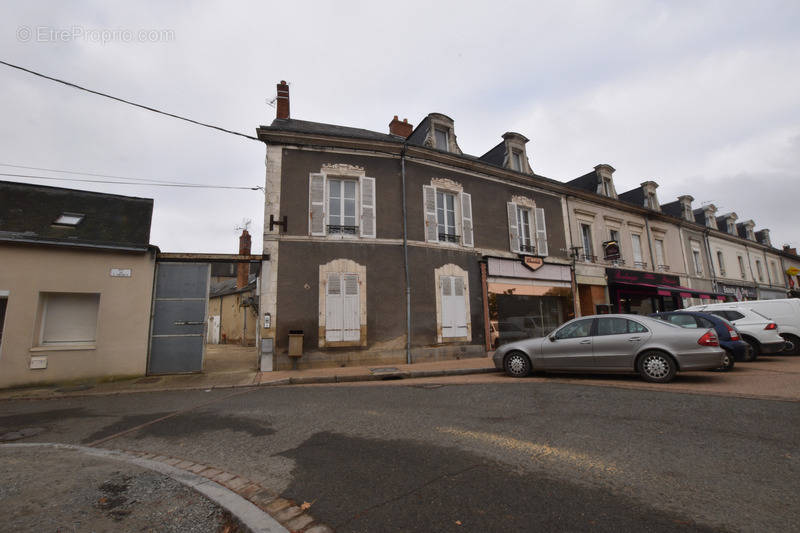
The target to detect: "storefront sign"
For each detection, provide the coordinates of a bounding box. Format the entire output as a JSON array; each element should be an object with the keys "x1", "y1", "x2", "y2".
[
  {"x1": 606, "y1": 268, "x2": 680, "y2": 287},
  {"x1": 717, "y1": 283, "x2": 757, "y2": 300},
  {"x1": 602, "y1": 240, "x2": 620, "y2": 261},
  {"x1": 522, "y1": 256, "x2": 544, "y2": 271},
  {"x1": 786, "y1": 266, "x2": 800, "y2": 276}
]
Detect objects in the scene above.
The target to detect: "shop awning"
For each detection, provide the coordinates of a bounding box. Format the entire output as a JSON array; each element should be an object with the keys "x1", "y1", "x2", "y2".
[{"x1": 614, "y1": 281, "x2": 724, "y2": 301}]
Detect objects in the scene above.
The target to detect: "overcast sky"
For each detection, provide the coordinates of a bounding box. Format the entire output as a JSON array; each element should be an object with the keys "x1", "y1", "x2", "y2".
[{"x1": 2, "y1": 1, "x2": 799, "y2": 254}]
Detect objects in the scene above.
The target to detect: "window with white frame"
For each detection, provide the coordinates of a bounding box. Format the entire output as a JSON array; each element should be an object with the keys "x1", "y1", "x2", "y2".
[
  {"x1": 717, "y1": 251, "x2": 726, "y2": 276},
  {"x1": 507, "y1": 201, "x2": 547, "y2": 256},
  {"x1": 325, "y1": 272, "x2": 360, "y2": 342},
  {"x1": 580, "y1": 223, "x2": 594, "y2": 262},
  {"x1": 309, "y1": 173, "x2": 376, "y2": 238},
  {"x1": 770, "y1": 261, "x2": 778, "y2": 283},
  {"x1": 631, "y1": 234, "x2": 644, "y2": 266},
  {"x1": 756, "y1": 260, "x2": 764, "y2": 281},
  {"x1": 691, "y1": 245, "x2": 703, "y2": 275},
  {"x1": 38, "y1": 292, "x2": 100, "y2": 346},
  {"x1": 440, "y1": 275, "x2": 468, "y2": 338},
  {"x1": 609, "y1": 228, "x2": 620, "y2": 243},
  {"x1": 423, "y1": 185, "x2": 473, "y2": 247},
  {"x1": 738, "y1": 256, "x2": 746, "y2": 279},
  {"x1": 746, "y1": 227, "x2": 755, "y2": 240},
  {"x1": 655, "y1": 239, "x2": 666, "y2": 268},
  {"x1": 727, "y1": 221, "x2": 735, "y2": 234},
  {"x1": 602, "y1": 178, "x2": 613, "y2": 197}
]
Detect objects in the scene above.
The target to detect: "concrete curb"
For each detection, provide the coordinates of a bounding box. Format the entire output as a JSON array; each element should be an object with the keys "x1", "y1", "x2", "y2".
[{"x1": 2, "y1": 443, "x2": 333, "y2": 533}]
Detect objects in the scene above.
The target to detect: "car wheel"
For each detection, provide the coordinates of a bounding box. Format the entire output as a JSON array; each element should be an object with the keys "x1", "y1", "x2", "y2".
[
  {"x1": 504, "y1": 351, "x2": 532, "y2": 378},
  {"x1": 743, "y1": 337, "x2": 760, "y2": 360},
  {"x1": 637, "y1": 351, "x2": 677, "y2": 383},
  {"x1": 719, "y1": 350, "x2": 735, "y2": 371},
  {"x1": 780, "y1": 334, "x2": 799, "y2": 355}
]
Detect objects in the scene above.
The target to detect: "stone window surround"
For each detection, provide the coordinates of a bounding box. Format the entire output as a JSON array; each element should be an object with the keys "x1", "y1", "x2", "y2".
[
  {"x1": 434, "y1": 264, "x2": 471, "y2": 344},
  {"x1": 318, "y1": 258, "x2": 367, "y2": 348},
  {"x1": 509, "y1": 195, "x2": 538, "y2": 255},
  {"x1": 679, "y1": 195, "x2": 694, "y2": 222},
  {"x1": 640, "y1": 181, "x2": 660, "y2": 212},
  {"x1": 502, "y1": 133, "x2": 532, "y2": 174},
  {"x1": 425, "y1": 177, "x2": 473, "y2": 248},
  {"x1": 594, "y1": 164, "x2": 617, "y2": 199},
  {"x1": 424, "y1": 114, "x2": 463, "y2": 154}
]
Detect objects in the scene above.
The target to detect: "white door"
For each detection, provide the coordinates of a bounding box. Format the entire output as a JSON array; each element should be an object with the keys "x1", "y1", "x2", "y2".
[
  {"x1": 207, "y1": 315, "x2": 220, "y2": 344},
  {"x1": 441, "y1": 276, "x2": 468, "y2": 338},
  {"x1": 326, "y1": 272, "x2": 360, "y2": 342}
]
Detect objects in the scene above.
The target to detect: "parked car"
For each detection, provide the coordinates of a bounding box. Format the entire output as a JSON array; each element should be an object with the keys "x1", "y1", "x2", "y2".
[
  {"x1": 649, "y1": 311, "x2": 752, "y2": 369},
  {"x1": 683, "y1": 305, "x2": 786, "y2": 357},
  {"x1": 686, "y1": 299, "x2": 800, "y2": 355},
  {"x1": 493, "y1": 314, "x2": 724, "y2": 383}
]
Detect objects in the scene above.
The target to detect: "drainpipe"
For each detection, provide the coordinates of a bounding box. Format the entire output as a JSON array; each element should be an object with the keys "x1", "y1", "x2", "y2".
[
  {"x1": 744, "y1": 243, "x2": 757, "y2": 297},
  {"x1": 703, "y1": 229, "x2": 717, "y2": 292},
  {"x1": 401, "y1": 145, "x2": 412, "y2": 364},
  {"x1": 563, "y1": 195, "x2": 581, "y2": 318},
  {"x1": 644, "y1": 217, "x2": 656, "y2": 270}
]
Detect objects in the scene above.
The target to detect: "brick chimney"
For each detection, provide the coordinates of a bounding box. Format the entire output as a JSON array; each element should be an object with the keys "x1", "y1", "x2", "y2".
[
  {"x1": 389, "y1": 115, "x2": 413, "y2": 138},
  {"x1": 276, "y1": 80, "x2": 290, "y2": 120},
  {"x1": 784, "y1": 244, "x2": 798, "y2": 256},
  {"x1": 237, "y1": 229, "x2": 251, "y2": 289}
]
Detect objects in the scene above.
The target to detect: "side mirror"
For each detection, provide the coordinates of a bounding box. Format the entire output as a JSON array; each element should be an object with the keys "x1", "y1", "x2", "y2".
[{"x1": 548, "y1": 335, "x2": 556, "y2": 342}]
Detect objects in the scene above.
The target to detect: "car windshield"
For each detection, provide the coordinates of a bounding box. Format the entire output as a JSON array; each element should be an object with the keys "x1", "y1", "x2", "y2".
[{"x1": 748, "y1": 308, "x2": 772, "y2": 320}]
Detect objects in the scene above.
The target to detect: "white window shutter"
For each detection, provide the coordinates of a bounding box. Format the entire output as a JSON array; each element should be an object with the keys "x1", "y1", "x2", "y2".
[
  {"x1": 309, "y1": 173, "x2": 326, "y2": 236},
  {"x1": 360, "y1": 177, "x2": 376, "y2": 238},
  {"x1": 325, "y1": 273, "x2": 343, "y2": 342},
  {"x1": 460, "y1": 192, "x2": 473, "y2": 248},
  {"x1": 507, "y1": 202, "x2": 519, "y2": 253},
  {"x1": 534, "y1": 207, "x2": 548, "y2": 257},
  {"x1": 424, "y1": 185, "x2": 438, "y2": 242}
]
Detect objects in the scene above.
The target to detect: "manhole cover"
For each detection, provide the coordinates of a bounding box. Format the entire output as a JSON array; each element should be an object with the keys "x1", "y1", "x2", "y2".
[
  {"x1": 135, "y1": 377, "x2": 162, "y2": 384},
  {"x1": 0, "y1": 427, "x2": 45, "y2": 442},
  {"x1": 55, "y1": 384, "x2": 94, "y2": 392},
  {"x1": 369, "y1": 367, "x2": 400, "y2": 374}
]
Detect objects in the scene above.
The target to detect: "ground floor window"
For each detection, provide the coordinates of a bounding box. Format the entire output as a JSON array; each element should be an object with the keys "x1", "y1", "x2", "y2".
[
  {"x1": 325, "y1": 272, "x2": 360, "y2": 342},
  {"x1": 38, "y1": 292, "x2": 100, "y2": 345},
  {"x1": 611, "y1": 287, "x2": 678, "y2": 315},
  {"x1": 435, "y1": 264, "x2": 471, "y2": 343},
  {"x1": 488, "y1": 288, "x2": 572, "y2": 349}
]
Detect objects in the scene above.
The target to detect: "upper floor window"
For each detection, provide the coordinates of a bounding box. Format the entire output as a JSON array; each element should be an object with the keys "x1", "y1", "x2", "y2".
[
  {"x1": 756, "y1": 260, "x2": 764, "y2": 281},
  {"x1": 580, "y1": 223, "x2": 594, "y2": 262},
  {"x1": 727, "y1": 221, "x2": 735, "y2": 234},
  {"x1": 738, "y1": 256, "x2": 746, "y2": 279},
  {"x1": 309, "y1": 173, "x2": 375, "y2": 238},
  {"x1": 683, "y1": 204, "x2": 693, "y2": 221},
  {"x1": 746, "y1": 228, "x2": 755, "y2": 241},
  {"x1": 631, "y1": 234, "x2": 644, "y2": 267},
  {"x1": 602, "y1": 178, "x2": 613, "y2": 197},
  {"x1": 423, "y1": 184, "x2": 472, "y2": 247},
  {"x1": 770, "y1": 261, "x2": 778, "y2": 283},
  {"x1": 434, "y1": 127, "x2": 449, "y2": 151},
  {"x1": 511, "y1": 150, "x2": 524, "y2": 172},
  {"x1": 655, "y1": 239, "x2": 666, "y2": 268},
  {"x1": 647, "y1": 193, "x2": 658, "y2": 210},
  {"x1": 716, "y1": 251, "x2": 726, "y2": 276},
  {"x1": 507, "y1": 201, "x2": 548, "y2": 256},
  {"x1": 691, "y1": 245, "x2": 703, "y2": 275}
]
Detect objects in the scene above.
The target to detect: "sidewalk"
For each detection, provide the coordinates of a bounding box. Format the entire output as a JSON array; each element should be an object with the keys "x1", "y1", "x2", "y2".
[{"x1": 0, "y1": 356, "x2": 499, "y2": 401}]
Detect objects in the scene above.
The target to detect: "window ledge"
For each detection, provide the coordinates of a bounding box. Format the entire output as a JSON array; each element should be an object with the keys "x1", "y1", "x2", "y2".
[{"x1": 30, "y1": 344, "x2": 97, "y2": 352}]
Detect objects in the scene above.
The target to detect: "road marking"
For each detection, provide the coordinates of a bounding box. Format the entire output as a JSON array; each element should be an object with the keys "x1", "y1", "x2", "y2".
[{"x1": 437, "y1": 427, "x2": 619, "y2": 474}]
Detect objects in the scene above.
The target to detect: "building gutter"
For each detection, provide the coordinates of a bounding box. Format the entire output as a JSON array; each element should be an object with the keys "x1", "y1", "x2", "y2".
[
  {"x1": 644, "y1": 217, "x2": 656, "y2": 270},
  {"x1": 401, "y1": 144, "x2": 412, "y2": 365},
  {"x1": 703, "y1": 228, "x2": 718, "y2": 290}
]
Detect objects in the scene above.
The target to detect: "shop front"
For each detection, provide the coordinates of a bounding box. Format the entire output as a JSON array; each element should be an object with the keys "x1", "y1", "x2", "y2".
[
  {"x1": 758, "y1": 287, "x2": 788, "y2": 300},
  {"x1": 607, "y1": 268, "x2": 723, "y2": 315},
  {"x1": 485, "y1": 257, "x2": 573, "y2": 349},
  {"x1": 716, "y1": 282, "x2": 758, "y2": 302}
]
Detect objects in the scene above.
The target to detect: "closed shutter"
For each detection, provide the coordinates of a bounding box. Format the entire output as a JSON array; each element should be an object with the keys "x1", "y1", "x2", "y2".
[
  {"x1": 343, "y1": 274, "x2": 360, "y2": 341},
  {"x1": 325, "y1": 273, "x2": 343, "y2": 341},
  {"x1": 460, "y1": 192, "x2": 473, "y2": 247},
  {"x1": 309, "y1": 173, "x2": 326, "y2": 236},
  {"x1": 441, "y1": 276, "x2": 468, "y2": 338},
  {"x1": 534, "y1": 207, "x2": 548, "y2": 257},
  {"x1": 507, "y1": 202, "x2": 519, "y2": 253},
  {"x1": 360, "y1": 177, "x2": 376, "y2": 238},
  {"x1": 423, "y1": 185, "x2": 438, "y2": 242}
]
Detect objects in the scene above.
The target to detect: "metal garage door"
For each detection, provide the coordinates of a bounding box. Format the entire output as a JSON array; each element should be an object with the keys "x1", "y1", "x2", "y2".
[{"x1": 147, "y1": 262, "x2": 210, "y2": 374}]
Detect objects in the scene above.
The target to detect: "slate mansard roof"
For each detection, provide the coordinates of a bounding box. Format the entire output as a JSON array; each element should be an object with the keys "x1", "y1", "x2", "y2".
[
  {"x1": 566, "y1": 170, "x2": 601, "y2": 192},
  {"x1": 0, "y1": 181, "x2": 154, "y2": 251},
  {"x1": 618, "y1": 187, "x2": 645, "y2": 207}
]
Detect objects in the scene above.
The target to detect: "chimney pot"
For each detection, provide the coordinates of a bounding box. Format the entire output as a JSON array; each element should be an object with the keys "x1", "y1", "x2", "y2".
[
  {"x1": 276, "y1": 80, "x2": 290, "y2": 120},
  {"x1": 389, "y1": 115, "x2": 413, "y2": 138}
]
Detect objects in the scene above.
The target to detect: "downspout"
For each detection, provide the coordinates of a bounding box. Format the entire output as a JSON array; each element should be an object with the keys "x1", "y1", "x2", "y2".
[
  {"x1": 703, "y1": 228, "x2": 717, "y2": 291},
  {"x1": 644, "y1": 217, "x2": 656, "y2": 270},
  {"x1": 744, "y1": 243, "x2": 757, "y2": 296},
  {"x1": 401, "y1": 144, "x2": 412, "y2": 364},
  {"x1": 564, "y1": 195, "x2": 581, "y2": 318}
]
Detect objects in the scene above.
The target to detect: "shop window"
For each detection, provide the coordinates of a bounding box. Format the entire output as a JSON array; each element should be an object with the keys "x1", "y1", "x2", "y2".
[
  {"x1": 308, "y1": 173, "x2": 376, "y2": 238},
  {"x1": 38, "y1": 292, "x2": 100, "y2": 346}
]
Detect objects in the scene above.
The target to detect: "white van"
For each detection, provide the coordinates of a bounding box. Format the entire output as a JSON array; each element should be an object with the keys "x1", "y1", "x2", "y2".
[{"x1": 687, "y1": 298, "x2": 800, "y2": 354}]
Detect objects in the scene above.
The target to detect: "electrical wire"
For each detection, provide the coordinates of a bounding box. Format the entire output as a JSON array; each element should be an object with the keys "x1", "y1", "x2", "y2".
[
  {"x1": 0, "y1": 59, "x2": 260, "y2": 141},
  {"x1": 0, "y1": 162, "x2": 202, "y2": 186},
  {"x1": 0, "y1": 172, "x2": 262, "y2": 191}
]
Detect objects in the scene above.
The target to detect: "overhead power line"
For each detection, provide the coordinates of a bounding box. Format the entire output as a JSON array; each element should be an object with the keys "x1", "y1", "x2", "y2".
[
  {"x1": 0, "y1": 172, "x2": 262, "y2": 191},
  {"x1": 0, "y1": 59, "x2": 260, "y2": 141},
  {"x1": 0, "y1": 162, "x2": 200, "y2": 186}
]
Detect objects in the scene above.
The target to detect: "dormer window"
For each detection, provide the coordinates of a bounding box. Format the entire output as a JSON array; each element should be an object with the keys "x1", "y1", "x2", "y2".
[
  {"x1": 747, "y1": 228, "x2": 755, "y2": 241},
  {"x1": 53, "y1": 212, "x2": 85, "y2": 227},
  {"x1": 683, "y1": 204, "x2": 693, "y2": 221},
  {"x1": 647, "y1": 193, "x2": 658, "y2": 210},
  {"x1": 511, "y1": 150, "x2": 523, "y2": 172},
  {"x1": 434, "y1": 127, "x2": 449, "y2": 151},
  {"x1": 705, "y1": 214, "x2": 714, "y2": 227},
  {"x1": 727, "y1": 221, "x2": 735, "y2": 234},
  {"x1": 602, "y1": 178, "x2": 613, "y2": 197}
]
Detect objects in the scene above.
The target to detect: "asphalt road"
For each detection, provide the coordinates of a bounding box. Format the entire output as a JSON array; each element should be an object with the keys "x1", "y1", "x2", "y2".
[{"x1": 1, "y1": 379, "x2": 798, "y2": 532}]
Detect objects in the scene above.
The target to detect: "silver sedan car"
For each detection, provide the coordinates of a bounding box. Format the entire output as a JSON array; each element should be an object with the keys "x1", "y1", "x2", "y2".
[{"x1": 492, "y1": 314, "x2": 725, "y2": 383}]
